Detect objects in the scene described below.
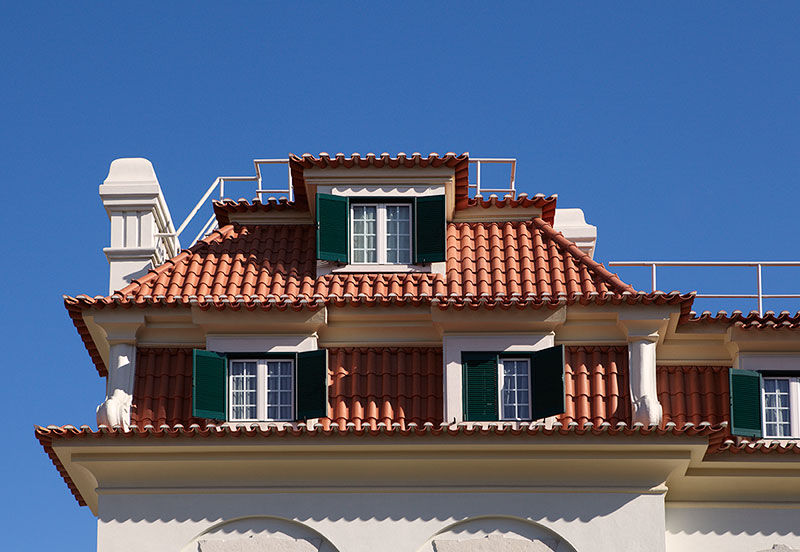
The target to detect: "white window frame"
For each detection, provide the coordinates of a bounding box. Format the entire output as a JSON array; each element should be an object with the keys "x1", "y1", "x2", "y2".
[
  {"x1": 498, "y1": 357, "x2": 532, "y2": 421},
  {"x1": 349, "y1": 202, "x2": 413, "y2": 265},
  {"x1": 761, "y1": 376, "x2": 800, "y2": 439},
  {"x1": 228, "y1": 358, "x2": 295, "y2": 422}
]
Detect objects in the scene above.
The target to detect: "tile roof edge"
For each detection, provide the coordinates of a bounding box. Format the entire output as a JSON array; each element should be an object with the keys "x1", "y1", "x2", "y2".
[
  {"x1": 34, "y1": 426, "x2": 87, "y2": 507},
  {"x1": 531, "y1": 217, "x2": 638, "y2": 294},
  {"x1": 682, "y1": 310, "x2": 800, "y2": 330},
  {"x1": 36, "y1": 421, "x2": 724, "y2": 439},
  {"x1": 288, "y1": 152, "x2": 469, "y2": 169},
  {"x1": 64, "y1": 298, "x2": 106, "y2": 377}
]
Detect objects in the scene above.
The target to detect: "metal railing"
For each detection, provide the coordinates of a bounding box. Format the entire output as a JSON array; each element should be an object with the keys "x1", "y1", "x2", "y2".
[
  {"x1": 468, "y1": 158, "x2": 516, "y2": 198},
  {"x1": 159, "y1": 156, "x2": 519, "y2": 249},
  {"x1": 155, "y1": 159, "x2": 292, "y2": 247},
  {"x1": 608, "y1": 261, "x2": 800, "y2": 315}
]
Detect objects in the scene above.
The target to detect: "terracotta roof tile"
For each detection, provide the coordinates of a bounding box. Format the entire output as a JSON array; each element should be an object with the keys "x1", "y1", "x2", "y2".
[
  {"x1": 132, "y1": 347, "x2": 442, "y2": 428},
  {"x1": 561, "y1": 346, "x2": 630, "y2": 426},
  {"x1": 684, "y1": 310, "x2": 800, "y2": 330},
  {"x1": 66, "y1": 219, "x2": 694, "y2": 374},
  {"x1": 658, "y1": 365, "x2": 731, "y2": 427},
  {"x1": 464, "y1": 193, "x2": 558, "y2": 224}
]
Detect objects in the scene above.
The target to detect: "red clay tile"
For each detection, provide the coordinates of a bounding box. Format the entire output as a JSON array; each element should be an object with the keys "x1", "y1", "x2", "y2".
[{"x1": 657, "y1": 365, "x2": 730, "y2": 427}]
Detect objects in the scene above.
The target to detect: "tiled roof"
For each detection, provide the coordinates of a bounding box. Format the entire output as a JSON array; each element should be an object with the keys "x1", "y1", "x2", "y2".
[
  {"x1": 658, "y1": 365, "x2": 730, "y2": 427},
  {"x1": 213, "y1": 198, "x2": 300, "y2": 225},
  {"x1": 560, "y1": 346, "x2": 630, "y2": 426},
  {"x1": 287, "y1": 152, "x2": 470, "y2": 212},
  {"x1": 132, "y1": 348, "x2": 203, "y2": 427},
  {"x1": 132, "y1": 346, "x2": 626, "y2": 430},
  {"x1": 67, "y1": 220, "x2": 685, "y2": 310},
  {"x1": 329, "y1": 347, "x2": 443, "y2": 427},
  {"x1": 66, "y1": 219, "x2": 693, "y2": 375},
  {"x1": 464, "y1": 193, "x2": 558, "y2": 224},
  {"x1": 131, "y1": 347, "x2": 443, "y2": 428},
  {"x1": 685, "y1": 310, "x2": 800, "y2": 330},
  {"x1": 709, "y1": 439, "x2": 800, "y2": 455}
]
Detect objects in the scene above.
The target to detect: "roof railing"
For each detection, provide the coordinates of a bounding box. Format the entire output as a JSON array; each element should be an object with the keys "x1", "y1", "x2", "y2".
[
  {"x1": 155, "y1": 159, "x2": 292, "y2": 247},
  {"x1": 468, "y1": 158, "x2": 516, "y2": 199},
  {"x1": 608, "y1": 261, "x2": 800, "y2": 315},
  {"x1": 159, "y1": 156, "x2": 518, "y2": 248}
]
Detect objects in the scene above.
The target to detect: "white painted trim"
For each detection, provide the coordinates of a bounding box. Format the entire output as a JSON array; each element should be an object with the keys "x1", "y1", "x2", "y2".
[
  {"x1": 206, "y1": 334, "x2": 317, "y2": 353},
  {"x1": 738, "y1": 353, "x2": 800, "y2": 372},
  {"x1": 348, "y1": 202, "x2": 413, "y2": 265},
  {"x1": 443, "y1": 333, "x2": 554, "y2": 423},
  {"x1": 316, "y1": 183, "x2": 447, "y2": 197},
  {"x1": 761, "y1": 376, "x2": 800, "y2": 438},
  {"x1": 228, "y1": 358, "x2": 296, "y2": 423},
  {"x1": 498, "y1": 357, "x2": 532, "y2": 421},
  {"x1": 316, "y1": 261, "x2": 446, "y2": 275}
]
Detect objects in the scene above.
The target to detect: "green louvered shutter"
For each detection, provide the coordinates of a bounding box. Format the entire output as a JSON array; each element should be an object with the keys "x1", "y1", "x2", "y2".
[
  {"x1": 192, "y1": 349, "x2": 227, "y2": 420},
  {"x1": 316, "y1": 193, "x2": 349, "y2": 262},
  {"x1": 296, "y1": 349, "x2": 328, "y2": 419},
  {"x1": 529, "y1": 345, "x2": 566, "y2": 420},
  {"x1": 730, "y1": 369, "x2": 763, "y2": 438},
  {"x1": 462, "y1": 352, "x2": 499, "y2": 421},
  {"x1": 414, "y1": 195, "x2": 446, "y2": 263}
]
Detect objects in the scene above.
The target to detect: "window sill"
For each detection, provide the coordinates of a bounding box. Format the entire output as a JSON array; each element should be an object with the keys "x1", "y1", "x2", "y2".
[{"x1": 317, "y1": 260, "x2": 445, "y2": 275}]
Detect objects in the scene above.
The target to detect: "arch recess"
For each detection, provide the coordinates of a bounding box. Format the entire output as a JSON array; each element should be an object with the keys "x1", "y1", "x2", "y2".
[
  {"x1": 182, "y1": 516, "x2": 340, "y2": 552},
  {"x1": 419, "y1": 515, "x2": 579, "y2": 552}
]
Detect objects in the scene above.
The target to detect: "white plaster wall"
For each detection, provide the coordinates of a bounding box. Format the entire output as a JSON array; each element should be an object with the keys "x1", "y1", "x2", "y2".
[
  {"x1": 97, "y1": 490, "x2": 666, "y2": 552},
  {"x1": 666, "y1": 506, "x2": 800, "y2": 552},
  {"x1": 205, "y1": 335, "x2": 318, "y2": 353}
]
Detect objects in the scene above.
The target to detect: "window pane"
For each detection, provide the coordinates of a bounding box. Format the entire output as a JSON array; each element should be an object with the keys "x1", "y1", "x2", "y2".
[
  {"x1": 763, "y1": 378, "x2": 793, "y2": 438},
  {"x1": 386, "y1": 204, "x2": 411, "y2": 264},
  {"x1": 230, "y1": 361, "x2": 257, "y2": 420},
  {"x1": 352, "y1": 205, "x2": 377, "y2": 264},
  {"x1": 500, "y1": 360, "x2": 531, "y2": 420},
  {"x1": 265, "y1": 360, "x2": 294, "y2": 421}
]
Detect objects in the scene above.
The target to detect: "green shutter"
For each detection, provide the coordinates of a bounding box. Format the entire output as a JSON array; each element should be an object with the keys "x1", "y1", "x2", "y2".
[
  {"x1": 316, "y1": 193, "x2": 349, "y2": 262},
  {"x1": 192, "y1": 349, "x2": 227, "y2": 420},
  {"x1": 414, "y1": 195, "x2": 446, "y2": 263},
  {"x1": 730, "y1": 369, "x2": 763, "y2": 437},
  {"x1": 462, "y1": 352, "x2": 499, "y2": 421},
  {"x1": 296, "y1": 349, "x2": 328, "y2": 419},
  {"x1": 529, "y1": 345, "x2": 566, "y2": 420}
]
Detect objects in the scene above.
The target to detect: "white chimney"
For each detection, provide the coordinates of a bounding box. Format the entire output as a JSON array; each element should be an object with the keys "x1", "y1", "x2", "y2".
[
  {"x1": 99, "y1": 158, "x2": 179, "y2": 294},
  {"x1": 553, "y1": 208, "x2": 598, "y2": 259}
]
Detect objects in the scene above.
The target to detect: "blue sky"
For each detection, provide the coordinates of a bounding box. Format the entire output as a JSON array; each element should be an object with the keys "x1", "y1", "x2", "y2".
[{"x1": 1, "y1": 3, "x2": 799, "y2": 550}]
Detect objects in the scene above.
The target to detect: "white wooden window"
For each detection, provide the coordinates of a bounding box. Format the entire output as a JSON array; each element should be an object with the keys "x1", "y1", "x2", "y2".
[
  {"x1": 499, "y1": 358, "x2": 531, "y2": 420},
  {"x1": 350, "y1": 203, "x2": 412, "y2": 264},
  {"x1": 229, "y1": 359, "x2": 294, "y2": 422},
  {"x1": 762, "y1": 376, "x2": 800, "y2": 438}
]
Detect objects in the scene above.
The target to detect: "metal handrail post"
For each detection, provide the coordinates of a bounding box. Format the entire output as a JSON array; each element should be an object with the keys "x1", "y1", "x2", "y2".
[
  {"x1": 757, "y1": 264, "x2": 763, "y2": 316},
  {"x1": 651, "y1": 264, "x2": 657, "y2": 292}
]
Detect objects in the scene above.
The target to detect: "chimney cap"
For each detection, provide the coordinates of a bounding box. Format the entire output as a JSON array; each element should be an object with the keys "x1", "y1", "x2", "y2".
[{"x1": 104, "y1": 158, "x2": 158, "y2": 185}]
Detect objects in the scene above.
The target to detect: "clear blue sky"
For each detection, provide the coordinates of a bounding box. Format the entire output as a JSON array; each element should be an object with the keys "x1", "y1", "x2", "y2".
[{"x1": 1, "y1": 3, "x2": 799, "y2": 550}]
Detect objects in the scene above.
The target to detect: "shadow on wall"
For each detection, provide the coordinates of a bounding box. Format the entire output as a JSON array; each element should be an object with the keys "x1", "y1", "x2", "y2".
[
  {"x1": 101, "y1": 491, "x2": 640, "y2": 524},
  {"x1": 666, "y1": 507, "x2": 800, "y2": 538},
  {"x1": 420, "y1": 516, "x2": 579, "y2": 552},
  {"x1": 182, "y1": 516, "x2": 339, "y2": 552}
]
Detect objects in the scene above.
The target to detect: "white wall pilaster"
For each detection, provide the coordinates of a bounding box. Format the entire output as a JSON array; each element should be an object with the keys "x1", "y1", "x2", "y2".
[{"x1": 628, "y1": 337, "x2": 662, "y2": 426}]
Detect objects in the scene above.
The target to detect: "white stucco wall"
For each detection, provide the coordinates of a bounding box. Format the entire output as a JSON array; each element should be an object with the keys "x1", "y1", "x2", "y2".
[
  {"x1": 97, "y1": 490, "x2": 666, "y2": 552},
  {"x1": 666, "y1": 506, "x2": 800, "y2": 552}
]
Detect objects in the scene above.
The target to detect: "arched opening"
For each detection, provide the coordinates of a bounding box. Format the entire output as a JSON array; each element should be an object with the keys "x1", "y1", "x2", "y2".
[
  {"x1": 183, "y1": 516, "x2": 340, "y2": 552},
  {"x1": 420, "y1": 516, "x2": 578, "y2": 552}
]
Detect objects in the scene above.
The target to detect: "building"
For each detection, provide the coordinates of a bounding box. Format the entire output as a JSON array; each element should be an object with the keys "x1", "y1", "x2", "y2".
[{"x1": 37, "y1": 153, "x2": 800, "y2": 552}]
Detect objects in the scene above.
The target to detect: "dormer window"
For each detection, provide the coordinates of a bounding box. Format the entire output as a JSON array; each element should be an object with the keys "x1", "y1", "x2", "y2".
[
  {"x1": 316, "y1": 193, "x2": 445, "y2": 267},
  {"x1": 350, "y1": 203, "x2": 412, "y2": 264}
]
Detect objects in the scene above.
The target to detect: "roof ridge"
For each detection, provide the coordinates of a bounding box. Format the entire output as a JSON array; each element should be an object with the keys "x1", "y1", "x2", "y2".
[{"x1": 530, "y1": 217, "x2": 637, "y2": 294}]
